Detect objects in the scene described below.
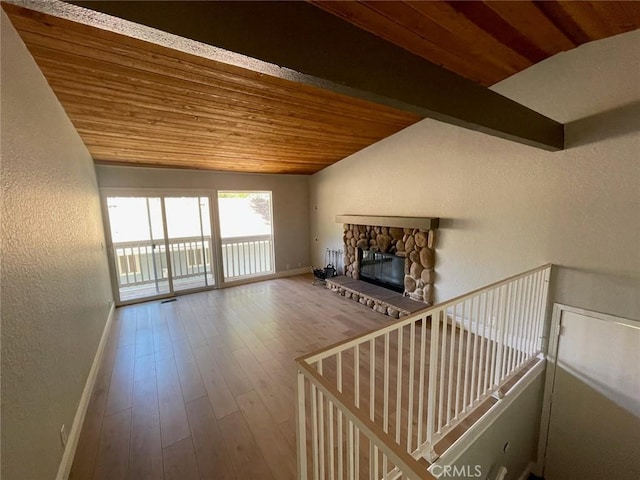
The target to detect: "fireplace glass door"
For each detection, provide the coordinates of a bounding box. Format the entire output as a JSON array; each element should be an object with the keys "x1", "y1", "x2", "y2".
[{"x1": 359, "y1": 250, "x2": 404, "y2": 293}]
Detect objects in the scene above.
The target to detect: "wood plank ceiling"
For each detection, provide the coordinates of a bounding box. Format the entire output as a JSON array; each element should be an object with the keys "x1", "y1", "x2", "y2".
[
  {"x1": 4, "y1": 1, "x2": 640, "y2": 174},
  {"x1": 3, "y1": 3, "x2": 420, "y2": 174},
  {"x1": 312, "y1": 1, "x2": 640, "y2": 87}
]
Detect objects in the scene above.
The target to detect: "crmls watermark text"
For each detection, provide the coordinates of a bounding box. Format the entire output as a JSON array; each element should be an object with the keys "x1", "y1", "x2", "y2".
[{"x1": 431, "y1": 465, "x2": 483, "y2": 478}]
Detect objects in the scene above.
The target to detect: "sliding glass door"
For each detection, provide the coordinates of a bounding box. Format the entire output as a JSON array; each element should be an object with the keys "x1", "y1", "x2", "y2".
[
  {"x1": 164, "y1": 196, "x2": 214, "y2": 292},
  {"x1": 104, "y1": 194, "x2": 216, "y2": 304},
  {"x1": 106, "y1": 196, "x2": 170, "y2": 302}
]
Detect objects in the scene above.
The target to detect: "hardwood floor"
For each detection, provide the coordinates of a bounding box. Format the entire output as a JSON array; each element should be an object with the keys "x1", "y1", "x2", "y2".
[{"x1": 70, "y1": 274, "x2": 397, "y2": 480}]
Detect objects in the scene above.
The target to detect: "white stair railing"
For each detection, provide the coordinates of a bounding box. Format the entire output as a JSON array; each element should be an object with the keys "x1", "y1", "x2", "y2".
[{"x1": 296, "y1": 264, "x2": 551, "y2": 479}]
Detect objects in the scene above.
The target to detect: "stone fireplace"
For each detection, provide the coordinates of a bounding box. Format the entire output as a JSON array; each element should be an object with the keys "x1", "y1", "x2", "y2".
[{"x1": 338, "y1": 215, "x2": 439, "y2": 306}]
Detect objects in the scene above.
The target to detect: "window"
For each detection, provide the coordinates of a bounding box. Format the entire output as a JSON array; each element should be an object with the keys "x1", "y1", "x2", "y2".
[{"x1": 217, "y1": 191, "x2": 274, "y2": 280}]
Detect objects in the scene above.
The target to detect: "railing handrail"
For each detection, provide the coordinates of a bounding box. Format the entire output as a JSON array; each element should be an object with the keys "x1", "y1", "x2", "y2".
[
  {"x1": 113, "y1": 234, "x2": 271, "y2": 249},
  {"x1": 113, "y1": 235, "x2": 212, "y2": 249},
  {"x1": 221, "y1": 234, "x2": 272, "y2": 244},
  {"x1": 297, "y1": 362, "x2": 436, "y2": 480},
  {"x1": 297, "y1": 263, "x2": 552, "y2": 365}
]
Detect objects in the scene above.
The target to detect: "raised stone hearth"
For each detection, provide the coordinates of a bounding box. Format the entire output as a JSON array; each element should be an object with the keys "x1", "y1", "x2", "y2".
[
  {"x1": 336, "y1": 215, "x2": 439, "y2": 315},
  {"x1": 325, "y1": 276, "x2": 425, "y2": 318}
]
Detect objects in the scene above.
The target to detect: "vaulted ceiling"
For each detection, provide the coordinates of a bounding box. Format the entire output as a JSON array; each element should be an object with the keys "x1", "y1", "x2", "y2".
[
  {"x1": 311, "y1": 1, "x2": 640, "y2": 87},
  {"x1": 3, "y1": 1, "x2": 639, "y2": 174}
]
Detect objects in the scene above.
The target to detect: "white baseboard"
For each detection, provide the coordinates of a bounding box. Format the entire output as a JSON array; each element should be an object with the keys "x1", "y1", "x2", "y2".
[
  {"x1": 222, "y1": 266, "x2": 310, "y2": 287},
  {"x1": 56, "y1": 301, "x2": 116, "y2": 480}
]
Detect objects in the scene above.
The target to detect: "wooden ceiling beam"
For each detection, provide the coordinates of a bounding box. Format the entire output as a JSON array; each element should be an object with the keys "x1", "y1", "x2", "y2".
[{"x1": 69, "y1": 0, "x2": 565, "y2": 151}]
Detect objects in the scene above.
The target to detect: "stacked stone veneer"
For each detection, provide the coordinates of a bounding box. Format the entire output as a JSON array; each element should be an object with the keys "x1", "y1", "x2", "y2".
[{"x1": 343, "y1": 224, "x2": 436, "y2": 305}]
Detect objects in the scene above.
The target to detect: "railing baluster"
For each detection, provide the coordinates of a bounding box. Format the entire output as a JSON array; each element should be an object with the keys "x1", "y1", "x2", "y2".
[
  {"x1": 446, "y1": 304, "x2": 457, "y2": 425},
  {"x1": 527, "y1": 273, "x2": 537, "y2": 358},
  {"x1": 455, "y1": 301, "x2": 465, "y2": 418},
  {"x1": 416, "y1": 313, "x2": 427, "y2": 447},
  {"x1": 187, "y1": 241, "x2": 193, "y2": 276},
  {"x1": 355, "y1": 425, "x2": 359, "y2": 480},
  {"x1": 501, "y1": 282, "x2": 515, "y2": 384},
  {"x1": 536, "y1": 270, "x2": 549, "y2": 352},
  {"x1": 373, "y1": 445, "x2": 379, "y2": 480},
  {"x1": 508, "y1": 279, "x2": 520, "y2": 374},
  {"x1": 438, "y1": 308, "x2": 448, "y2": 432},
  {"x1": 395, "y1": 326, "x2": 403, "y2": 445},
  {"x1": 347, "y1": 420, "x2": 354, "y2": 480},
  {"x1": 519, "y1": 275, "x2": 532, "y2": 366},
  {"x1": 311, "y1": 382, "x2": 319, "y2": 480},
  {"x1": 234, "y1": 242, "x2": 239, "y2": 277},
  {"x1": 535, "y1": 271, "x2": 545, "y2": 353},
  {"x1": 296, "y1": 371, "x2": 307, "y2": 480},
  {"x1": 382, "y1": 332, "x2": 389, "y2": 475},
  {"x1": 463, "y1": 298, "x2": 474, "y2": 412},
  {"x1": 349, "y1": 347, "x2": 360, "y2": 478},
  {"x1": 515, "y1": 277, "x2": 526, "y2": 369},
  {"x1": 248, "y1": 241, "x2": 253, "y2": 274},
  {"x1": 338, "y1": 408, "x2": 343, "y2": 480},
  {"x1": 244, "y1": 241, "x2": 250, "y2": 276},
  {"x1": 470, "y1": 294, "x2": 481, "y2": 405},
  {"x1": 525, "y1": 273, "x2": 538, "y2": 357},
  {"x1": 426, "y1": 309, "x2": 440, "y2": 447},
  {"x1": 485, "y1": 287, "x2": 503, "y2": 392},
  {"x1": 370, "y1": 339, "x2": 375, "y2": 422},
  {"x1": 259, "y1": 240, "x2": 264, "y2": 272},
  {"x1": 329, "y1": 400, "x2": 335, "y2": 480},
  {"x1": 479, "y1": 290, "x2": 489, "y2": 399},
  {"x1": 336, "y1": 351, "x2": 343, "y2": 480},
  {"x1": 254, "y1": 240, "x2": 259, "y2": 274},
  {"x1": 145, "y1": 244, "x2": 152, "y2": 282},
  {"x1": 406, "y1": 321, "x2": 415, "y2": 452},
  {"x1": 510, "y1": 280, "x2": 520, "y2": 374},
  {"x1": 318, "y1": 361, "x2": 325, "y2": 480},
  {"x1": 354, "y1": 345, "x2": 360, "y2": 408},
  {"x1": 132, "y1": 247, "x2": 139, "y2": 284},
  {"x1": 496, "y1": 284, "x2": 506, "y2": 385}
]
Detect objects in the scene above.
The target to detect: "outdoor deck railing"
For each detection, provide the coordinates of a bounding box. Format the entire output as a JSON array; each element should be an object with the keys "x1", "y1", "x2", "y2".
[
  {"x1": 221, "y1": 234, "x2": 273, "y2": 280},
  {"x1": 113, "y1": 234, "x2": 273, "y2": 287},
  {"x1": 296, "y1": 264, "x2": 551, "y2": 479},
  {"x1": 113, "y1": 235, "x2": 213, "y2": 287}
]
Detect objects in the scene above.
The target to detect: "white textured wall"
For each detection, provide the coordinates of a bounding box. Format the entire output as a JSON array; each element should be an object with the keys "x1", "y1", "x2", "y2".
[
  {"x1": 310, "y1": 30, "x2": 640, "y2": 321},
  {"x1": 1, "y1": 11, "x2": 113, "y2": 480},
  {"x1": 96, "y1": 165, "x2": 310, "y2": 272}
]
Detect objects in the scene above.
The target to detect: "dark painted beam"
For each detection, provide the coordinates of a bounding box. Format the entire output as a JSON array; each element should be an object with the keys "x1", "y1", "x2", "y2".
[{"x1": 71, "y1": 0, "x2": 564, "y2": 151}]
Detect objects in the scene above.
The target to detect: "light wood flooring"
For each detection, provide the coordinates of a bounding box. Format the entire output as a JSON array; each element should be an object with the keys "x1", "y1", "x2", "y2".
[{"x1": 70, "y1": 274, "x2": 399, "y2": 480}]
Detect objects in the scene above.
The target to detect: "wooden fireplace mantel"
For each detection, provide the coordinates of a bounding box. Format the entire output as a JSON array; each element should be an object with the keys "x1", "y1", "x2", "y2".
[{"x1": 335, "y1": 215, "x2": 439, "y2": 230}]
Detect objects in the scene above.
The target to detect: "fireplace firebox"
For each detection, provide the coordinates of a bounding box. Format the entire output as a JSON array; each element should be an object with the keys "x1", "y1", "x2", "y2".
[{"x1": 358, "y1": 249, "x2": 404, "y2": 293}]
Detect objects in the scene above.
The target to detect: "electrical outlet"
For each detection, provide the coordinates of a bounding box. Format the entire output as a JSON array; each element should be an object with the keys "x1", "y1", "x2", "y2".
[{"x1": 60, "y1": 424, "x2": 68, "y2": 447}]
